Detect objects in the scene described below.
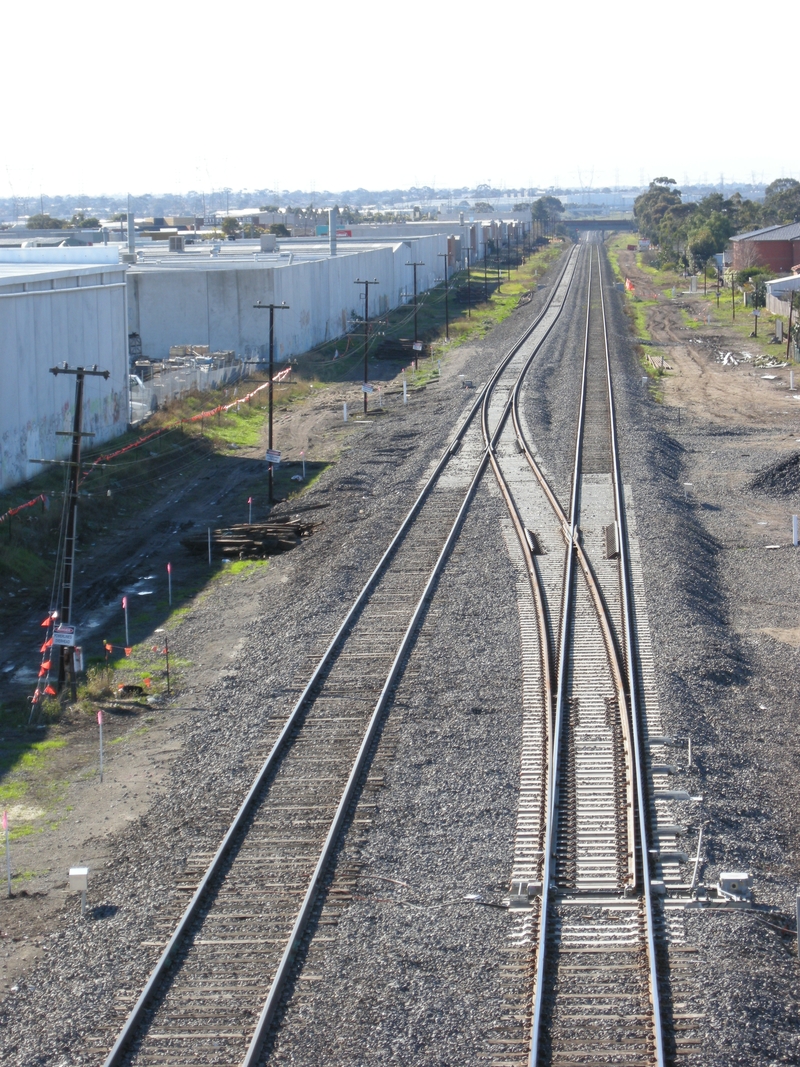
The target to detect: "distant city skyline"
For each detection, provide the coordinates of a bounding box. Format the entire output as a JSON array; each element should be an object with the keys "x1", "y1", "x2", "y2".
[{"x1": 2, "y1": 0, "x2": 796, "y2": 201}]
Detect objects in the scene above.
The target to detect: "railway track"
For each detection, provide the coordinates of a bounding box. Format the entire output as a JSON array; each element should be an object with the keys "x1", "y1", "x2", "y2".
[
  {"x1": 99, "y1": 246, "x2": 581, "y2": 1067},
  {"x1": 485, "y1": 241, "x2": 669, "y2": 1066}
]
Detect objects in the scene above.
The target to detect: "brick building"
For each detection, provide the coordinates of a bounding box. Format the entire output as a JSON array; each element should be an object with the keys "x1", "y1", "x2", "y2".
[{"x1": 730, "y1": 222, "x2": 800, "y2": 272}]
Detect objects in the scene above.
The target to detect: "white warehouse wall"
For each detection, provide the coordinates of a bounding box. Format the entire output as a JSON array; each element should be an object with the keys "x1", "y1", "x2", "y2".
[
  {"x1": 0, "y1": 259, "x2": 129, "y2": 490},
  {"x1": 127, "y1": 237, "x2": 448, "y2": 361}
]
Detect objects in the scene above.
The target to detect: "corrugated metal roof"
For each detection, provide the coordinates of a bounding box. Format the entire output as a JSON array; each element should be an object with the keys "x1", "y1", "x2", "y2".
[
  {"x1": 127, "y1": 241, "x2": 395, "y2": 273},
  {"x1": 731, "y1": 222, "x2": 800, "y2": 242},
  {"x1": 0, "y1": 262, "x2": 125, "y2": 288}
]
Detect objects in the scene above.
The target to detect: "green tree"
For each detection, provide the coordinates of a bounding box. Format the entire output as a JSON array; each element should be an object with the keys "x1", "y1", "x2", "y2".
[
  {"x1": 762, "y1": 178, "x2": 800, "y2": 225},
  {"x1": 633, "y1": 178, "x2": 683, "y2": 241},
  {"x1": 474, "y1": 201, "x2": 494, "y2": 212},
  {"x1": 687, "y1": 228, "x2": 718, "y2": 273},
  {"x1": 268, "y1": 222, "x2": 290, "y2": 237},
  {"x1": 71, "y1": 213, "x2": 100, "y2": 228},
  {"x1": 26, "y1": 213, "x2": 65, "y2": 229},
  {"x1": 531, "y1": 196, "x2": 564, "y2": 236},
  {"x1": 221, "y1": 216, "x2": 241, "y2": 237}
]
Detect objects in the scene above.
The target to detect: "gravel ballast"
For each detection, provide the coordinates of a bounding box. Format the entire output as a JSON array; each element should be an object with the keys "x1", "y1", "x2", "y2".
[{"x1": 3, "y1": 239, "x2": 798, "y2": 1067}]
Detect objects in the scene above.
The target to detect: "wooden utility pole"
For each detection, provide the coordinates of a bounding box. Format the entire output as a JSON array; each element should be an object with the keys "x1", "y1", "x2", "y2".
[
  {"x1": 464, "y1": 246, "x2": 472, "y2": 318},
  {"x1": 405, "y1": 261, "x2": 424, "y2": 367},
  {"x1": 787, "y1": 291, "x2": 795, "y2": 363},
  {"x1": 254, "y1": 301, "x2": 290, "y2": 504},
  {"x1": 438, "y1": 251, "x2": 450, "y2": 342},
  {"x1": 354, "y1": 279, "x2": 378, "y2": 413},
  {"x1": 50, "y1": 363, "x2": 109, "y2": 697}
]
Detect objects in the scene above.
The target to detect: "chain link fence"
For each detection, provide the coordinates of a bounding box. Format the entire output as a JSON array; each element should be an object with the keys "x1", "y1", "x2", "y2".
[{"x1": 129, "y1": 352, "x2": 246, "y2": 424}]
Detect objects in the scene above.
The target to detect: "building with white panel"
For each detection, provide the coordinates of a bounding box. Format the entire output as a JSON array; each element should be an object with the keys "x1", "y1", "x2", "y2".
[{"x1": 0, "y1": 247, "x2": 128, "y2": 490}]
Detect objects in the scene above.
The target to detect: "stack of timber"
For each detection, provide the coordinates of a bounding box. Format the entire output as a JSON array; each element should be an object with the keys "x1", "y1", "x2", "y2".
[
  {"x1": 454, "y1": 279, "x2": 501, "y2": 303},
  {"x1": 375, "y1": 338, "x2": 430, "y2": 360},
  {"x1": 181, "y1": 519, "x2": 318, "y2": 560}
]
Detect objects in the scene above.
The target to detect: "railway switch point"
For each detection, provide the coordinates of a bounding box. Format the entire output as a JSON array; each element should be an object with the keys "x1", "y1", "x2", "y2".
[
  {"x1": 717, "y1": 872, "x2": 752, "y2": 901},
  {"x1": 524, "y1": 529, "x2": 544, "y2": 555},
  {"x1": 604, "y1": 521, "x2": 620, "y2": 559},
  {"x1": 509, "y1": 880, "x2": 541, "y2": 907}
]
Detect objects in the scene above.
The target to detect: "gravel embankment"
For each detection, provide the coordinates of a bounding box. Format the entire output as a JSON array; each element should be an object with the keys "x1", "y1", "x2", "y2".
[{"x1": 604, "y1": 258, "x2": 800, "y2": 1067}]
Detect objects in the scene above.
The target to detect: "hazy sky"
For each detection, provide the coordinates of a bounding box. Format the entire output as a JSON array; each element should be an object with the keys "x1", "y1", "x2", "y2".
[{"x1": 2, "y1": 0, "x2": 795, "y2": 199}]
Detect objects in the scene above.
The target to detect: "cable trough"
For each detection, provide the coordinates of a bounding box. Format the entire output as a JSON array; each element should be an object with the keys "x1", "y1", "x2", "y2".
[{"x1": 100, "y1": 248, "x2": 581, "y2": 1067}]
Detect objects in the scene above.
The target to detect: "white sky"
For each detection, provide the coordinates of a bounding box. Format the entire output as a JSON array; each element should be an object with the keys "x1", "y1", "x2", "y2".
[{"x1": 2, "y1": 0, "x2": 796, "y2": 199}]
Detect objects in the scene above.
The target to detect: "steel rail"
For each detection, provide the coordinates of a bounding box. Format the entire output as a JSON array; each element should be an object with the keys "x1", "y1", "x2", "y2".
[
  {"x1": 102, "y1": 246, "x2": 578, "y2": 1067},
  {"x1": 598, "y1": 248, "x2": 666, "y2": 1067},
  {"x1": 239, "y1": 248, "x2": 581, "y2": 1066},
  {"x1": 242, "y1": 441, "x2": 492, "y2": 1064},
  {"x1": 524, "y1": 245, "x2": 643, "y2": 1066},
  {"x1": 527, "y1": 243, "x2": 594, "y2": 1067},
  {"x1": 476, "y1": 245, "x2": 583, "y2": 842},
  {"x1": 509, "y1": 253, "x2": 636, "y2": 886}
]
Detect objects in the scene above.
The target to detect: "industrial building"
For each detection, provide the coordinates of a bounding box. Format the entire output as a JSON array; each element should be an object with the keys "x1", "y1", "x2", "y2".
[
  {"x1": 0, "y1": 247, "x2": 128, "y2": 490},
  {"x1": 127, "y1": 234, "x2": 453, "y2": 362},
  {"x1": 0, "y1": 213, "x2": 530, "y2": 488}
]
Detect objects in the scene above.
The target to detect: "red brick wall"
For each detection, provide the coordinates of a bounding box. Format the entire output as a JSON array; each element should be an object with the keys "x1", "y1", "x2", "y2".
[{"x1": 733, "y1": 239, "x2": 793, "y2": 272}]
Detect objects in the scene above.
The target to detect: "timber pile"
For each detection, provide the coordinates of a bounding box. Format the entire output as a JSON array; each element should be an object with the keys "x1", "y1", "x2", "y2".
[
  {"x1": 644, "y1": 351, "x2": 673, "y2": 371},
  {"x1": 375, "y1": 338, "x2": 430, "y2": 360},
  {"x1": 181, "y1": 519, "x2": 319, "y2": 560}
]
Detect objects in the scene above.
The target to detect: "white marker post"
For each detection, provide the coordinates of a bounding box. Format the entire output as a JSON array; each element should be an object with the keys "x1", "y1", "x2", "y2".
[
  {"x1": 69, "y1": 867, "x2": 89, "y2": 918},
  {"x1": 167, "y1": 562, "x2": 172, "y2": 606},
  {"x1": 791, "y1": 370, "x2": 795, "y2": 391},
  {"x1": 98, "y1": 709, "x2": 104, "y2": 783},
  {"x1": 684, "y1": 482, "x2": 693, "y2": 501},
  {"x1": 343, "y1": 402, "x2": 348, "y2": 423},
  {"x1": 122, "y1": 596, "x2": 129, "y2": 647},
  {"x1": 403, "y1": 379, "x2": 408, "y2": 405},
  {"x1": 248, "y1": 496, "x2": 253, "y2": 524},
  {"x1": 207, "y1": 527, "x2": 212, "y2": 566},
  {"x1": 793, "y1": 515, "x2": 799, "y2": 547},
  {"x1": 3, "y1": 811, "x2": 10, "y2": 898},
  {"x1": 301, "y1": 450, "x2": 306, "y2": 479}
]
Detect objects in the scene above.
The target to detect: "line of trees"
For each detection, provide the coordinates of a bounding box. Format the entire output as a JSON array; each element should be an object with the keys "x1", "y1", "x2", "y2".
[
  {"x1": 634, "y1": 177, "x2": 800, "y2": 271},
  {"x1": 26, "y1": 212, "x2": 100, "y2": 230}
]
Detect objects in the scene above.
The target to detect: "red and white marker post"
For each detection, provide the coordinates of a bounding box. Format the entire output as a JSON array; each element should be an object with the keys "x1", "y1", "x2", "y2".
[
  {"x1": 122, "y1": 596, "x2": 129, "y2": 647},
  {"x1": 167, "y1": 562, "x2": 172, "y2": 606}
]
